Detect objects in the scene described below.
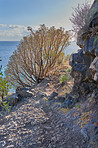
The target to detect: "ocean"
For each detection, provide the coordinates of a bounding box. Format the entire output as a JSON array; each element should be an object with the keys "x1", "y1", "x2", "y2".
[
  {"x1": 0, "y1": 41, "x2": 79, "y2": 92},
  {"x1": 0, "y1": 41, "x2": 19, "y2": 70},
  {"x1": 0, "y1": 41, "x2": 19, "y2": 92}
]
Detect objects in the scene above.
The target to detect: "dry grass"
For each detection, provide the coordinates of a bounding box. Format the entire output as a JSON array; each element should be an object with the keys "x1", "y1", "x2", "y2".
[{"x1": 47, "y1": 60, "x2": 73, "y2": 96}]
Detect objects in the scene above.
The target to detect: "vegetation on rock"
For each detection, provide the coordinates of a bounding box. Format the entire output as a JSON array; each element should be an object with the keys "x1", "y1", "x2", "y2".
[
  {"x1": 70, "y1": 1, "x2": 91, "y2": 38},
  {"x1": 60, "y1": 74, "x2": 70, "y2": 83}
]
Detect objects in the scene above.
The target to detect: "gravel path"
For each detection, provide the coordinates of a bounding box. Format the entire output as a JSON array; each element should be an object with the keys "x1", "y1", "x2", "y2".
[
  {"x1": 0, "y1": 68, "x2": 91, "y2": 148},
  {"x1": 0, "y1": 96, "x2": 49, "y2": 148},
  {"x1": 0, "y1": 90, "x2": 88, "y2": 148}
]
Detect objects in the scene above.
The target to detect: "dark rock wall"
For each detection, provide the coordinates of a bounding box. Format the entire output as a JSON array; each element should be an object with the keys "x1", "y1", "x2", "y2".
[{"x1": 69, "y1": 0, "x2": 98, "y2": 98}]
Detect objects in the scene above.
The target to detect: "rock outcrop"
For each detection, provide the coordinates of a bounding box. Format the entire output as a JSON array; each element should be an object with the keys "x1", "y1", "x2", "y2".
[
  {"x1": 3, "y1": 93, "x2": 19, "y2": 106},
  {"x1": 68, "y1": 1, "x2": 98, "y2": 147},
  {"x1": 69, "y1": 0, "x2": 98, "y2": 99},
  {"x1": 16, "y1": 86, "x2": 33, "y2": 99}
]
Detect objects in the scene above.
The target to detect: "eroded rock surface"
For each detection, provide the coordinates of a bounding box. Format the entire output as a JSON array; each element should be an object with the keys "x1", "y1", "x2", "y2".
[
  {"x1": 69, "y1": 0, "x2": 98, "y2": 99},
  {"x1": 68, "y1": 1, "x2": 98, "y2": 147}
]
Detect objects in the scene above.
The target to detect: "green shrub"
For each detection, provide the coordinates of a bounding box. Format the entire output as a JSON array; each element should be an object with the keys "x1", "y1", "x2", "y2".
[
  {"x1": 76, "y1": 104, "x2": 80, "y2": 108},
  {"x1": 66, "y1": 67, "x2": 71, "y2": 72},
  {"x1": 60, "y1": 74, "x2": 69, "y2": 83},
  {"x1": 0, "y1": 59, "x2": 11, "y2": 114},
  {"x1": 0, "y1": 74, "x2": 11, "y2": 99}
]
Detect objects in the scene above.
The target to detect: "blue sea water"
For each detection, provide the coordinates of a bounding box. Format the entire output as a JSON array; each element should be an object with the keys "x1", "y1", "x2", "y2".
[
  {"x1": 0, "y1": 41, "x2": 19, "y2": 70},
  {"x1": 0, "y1": 41, "x2": 79, "y2": 92},
  {"x1": 0, "y1": 41, "x2": 19, "y2": 92}
]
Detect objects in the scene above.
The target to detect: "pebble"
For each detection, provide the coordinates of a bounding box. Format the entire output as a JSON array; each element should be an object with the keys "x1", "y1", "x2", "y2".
[
  {"x1": 0, "y1": 140, "x2": 6, "y2": 147},
  {"x1": 7, "y1": 145, "x2": 14, "y2": 148},
  {"x1": 51, "y1": 137, "x2": 57, "y2": 142},
  {"x1": 44, "y1": 126, "x2": 52, "y2": 130}
]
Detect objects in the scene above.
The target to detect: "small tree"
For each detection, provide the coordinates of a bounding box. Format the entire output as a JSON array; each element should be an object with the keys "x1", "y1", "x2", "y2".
[
  {"x1": 5, "y1": 25, "x2": 70, "y2": 87},
  {"x1": 70, "y1": 1, "x2": 92, "y2": 38}
]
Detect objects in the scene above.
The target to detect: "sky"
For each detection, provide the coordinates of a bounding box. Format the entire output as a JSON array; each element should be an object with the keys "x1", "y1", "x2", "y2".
[{"x1": 0, "y1": 0, "x2": 94, "y2": 41}]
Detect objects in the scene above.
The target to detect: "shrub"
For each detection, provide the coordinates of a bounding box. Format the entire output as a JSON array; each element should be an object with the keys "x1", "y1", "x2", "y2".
[
  {"x1": 0, "y1": 59, "x2": 11, "y2": 114},
  {"x1": 5, "y1": 24, "x2": 70, "y2": 87},
  {"x1": 60, "y1": 74, "x2": 70, "y2": 83},
  {"x1": 0, "y1": 60, "x2": 11, "y2": 100},
  {"x1": 70, "y1": 1, "x2": 91, "y2": 38},
  {"x1": 0, "y1": 74, "x2": 11, "y2": 100},
  {"x1": 66, "y1": 67, "x2": 71, "y2": 72}
]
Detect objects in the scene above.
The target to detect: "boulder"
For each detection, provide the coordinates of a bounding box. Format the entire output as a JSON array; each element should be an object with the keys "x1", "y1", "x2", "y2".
[
  {"x1": 16, "y1": 87, "x2": 33, "y2": 99},
  {"x1": 61, "y1": 94, "x2": 78, "y2": 108},
  {"x1": 56, "y1": 96, "x2": 65, "y2": 102},
  {"x1": 84, "y1": 36, "x2": 98, "y2": 55},
  {"x1": 90, "y1": 57, "x2": 98, "y2": 82},
  {"x1": 77, "y1": 25, "x2": 90, "y2": 48},
  {"x1": 70, "y1": 0, "x2": 98, "y2": 96},
  {"x1": 67, "y1": 1, "x2": 98, "y2": 147},
  {"x1": 48, "y1": 92, "x2": 58, "y2": 100},
  {"x1": 86, "y1": 0, "x2": 98, "y2": 27},
  {"x1": 3, "y1": 93, "x2": 20, "y2": 106}
]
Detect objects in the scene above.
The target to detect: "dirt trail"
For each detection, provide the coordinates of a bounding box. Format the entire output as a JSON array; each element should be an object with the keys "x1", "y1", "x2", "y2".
[
  {"x1": 0, "y1": 65, "x2": 89, "y2": 148},
  {"x1": 0, "y1": 94, "x2": 86, "y2": 148}
]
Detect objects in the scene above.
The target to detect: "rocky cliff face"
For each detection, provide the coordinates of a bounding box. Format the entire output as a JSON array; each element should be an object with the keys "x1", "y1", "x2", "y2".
[{"x1": 69, "y1": 0, "x2": 98, "y2": 100}]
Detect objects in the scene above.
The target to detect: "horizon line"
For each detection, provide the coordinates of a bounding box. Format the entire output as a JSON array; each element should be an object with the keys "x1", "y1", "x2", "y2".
[{"x1": 0, "y1": 40, "x2": 20, "y2": 42}]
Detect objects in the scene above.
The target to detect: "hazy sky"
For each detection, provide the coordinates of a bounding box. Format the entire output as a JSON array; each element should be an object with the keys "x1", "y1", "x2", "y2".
[{"x1": 0, "y1": 0, "x2": 94, "y2": 41}]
